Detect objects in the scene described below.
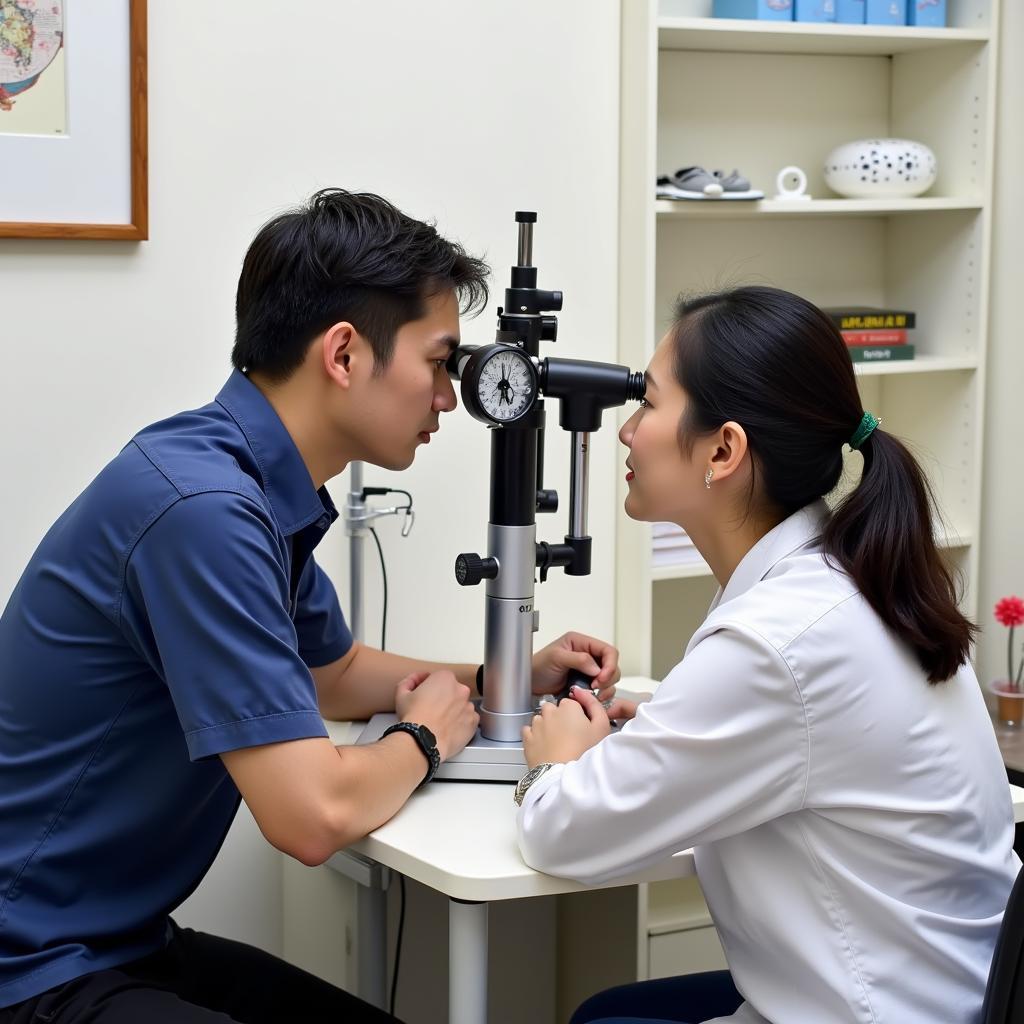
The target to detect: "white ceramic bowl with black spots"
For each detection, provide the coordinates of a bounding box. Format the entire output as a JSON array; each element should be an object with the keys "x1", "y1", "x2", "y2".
[{"x1": 824, "y1": 138, "x2": 937, "y2": 199}]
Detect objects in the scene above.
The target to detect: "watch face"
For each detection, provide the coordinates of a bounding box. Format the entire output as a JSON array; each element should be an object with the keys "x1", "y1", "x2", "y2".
[
  {"x1": 419, "y1": 724, "x2": 436, "y2": 748},
  {"x1": 476, "y1": 349, "x2": 535, "y2": 422}
]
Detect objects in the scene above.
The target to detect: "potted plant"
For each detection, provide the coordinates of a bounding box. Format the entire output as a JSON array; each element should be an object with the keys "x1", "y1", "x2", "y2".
[{"x1": 990, "y1": 596, "x2": 1024, "y2": 726}]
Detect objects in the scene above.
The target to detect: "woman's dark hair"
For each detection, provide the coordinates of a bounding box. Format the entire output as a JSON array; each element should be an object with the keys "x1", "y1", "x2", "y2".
[
  {"x1": 232, "y1": 189, "x2": 490, "y2": 381},
  {"x1": 670, "y1": 285, "x2": 976, "y2": 684}
]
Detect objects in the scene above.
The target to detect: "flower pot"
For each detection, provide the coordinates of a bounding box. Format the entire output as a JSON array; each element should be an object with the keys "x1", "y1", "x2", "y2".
[{"x1": 989, "y1": 680, "x2": 1024, "y2": 727}]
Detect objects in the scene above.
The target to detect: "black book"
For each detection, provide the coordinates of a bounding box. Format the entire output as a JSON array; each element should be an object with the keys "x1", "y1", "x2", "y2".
[{"x1": 822, "y1": 306, "x2": 916, "y2": 331}]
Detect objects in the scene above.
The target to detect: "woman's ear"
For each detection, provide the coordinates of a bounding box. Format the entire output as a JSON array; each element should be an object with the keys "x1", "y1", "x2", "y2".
[{"x1": 708, "y1": 420, "x2": 749, "y2": 482}]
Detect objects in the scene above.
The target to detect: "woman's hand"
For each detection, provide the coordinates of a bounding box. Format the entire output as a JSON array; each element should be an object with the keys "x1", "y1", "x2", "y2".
[
  {"x1": 531, "y1": 631, "x2": 621, "y2": 703},
  {"x1": 602, "y1": 693, "x2": 652, "y2": 723},
  {"x1": 522, "y1": 687, "x2": 612, "y2": 768}
]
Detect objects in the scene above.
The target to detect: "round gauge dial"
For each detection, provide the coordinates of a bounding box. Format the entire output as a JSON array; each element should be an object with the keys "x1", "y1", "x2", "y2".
[{"x1": 472, "y1": 347, "x2": 537, "y2": 424}]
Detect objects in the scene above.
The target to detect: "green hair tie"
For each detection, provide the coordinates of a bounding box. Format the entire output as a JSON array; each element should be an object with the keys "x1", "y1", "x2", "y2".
[{"x1": 849, "y1": 411, "x2": 880, "y2": 451}]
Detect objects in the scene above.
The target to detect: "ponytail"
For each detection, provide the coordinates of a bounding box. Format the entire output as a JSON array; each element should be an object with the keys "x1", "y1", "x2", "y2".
[
  {"x1": 671, "y1": 285, "x2": 976, "y2": 685},
  {"x1": 823, "y1": 429, "x2": 977, "y2": 683}
]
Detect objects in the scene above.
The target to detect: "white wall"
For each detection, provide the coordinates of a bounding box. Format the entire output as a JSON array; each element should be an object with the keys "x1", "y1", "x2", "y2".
[
  {"x1": 978, "y1": 2, "x2": 1024, "y2": 688},
  {"x1": 0, "y1": 0, "x2": 622, "y2": 985}
]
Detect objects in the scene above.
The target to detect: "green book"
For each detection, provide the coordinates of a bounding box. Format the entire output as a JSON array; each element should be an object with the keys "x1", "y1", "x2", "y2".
[{"x1": 849, "y1": 343, "x2": 916, "y2": 364}]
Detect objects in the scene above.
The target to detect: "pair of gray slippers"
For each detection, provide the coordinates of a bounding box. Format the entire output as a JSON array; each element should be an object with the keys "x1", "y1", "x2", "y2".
[{"x1": 656, "y1": 166, "x2": 764, "y2": 201}]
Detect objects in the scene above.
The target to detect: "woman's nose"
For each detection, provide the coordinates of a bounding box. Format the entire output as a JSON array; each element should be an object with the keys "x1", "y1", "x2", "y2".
[{"x1": 619, "y1": 409, "x2": 639, "y2": 448}]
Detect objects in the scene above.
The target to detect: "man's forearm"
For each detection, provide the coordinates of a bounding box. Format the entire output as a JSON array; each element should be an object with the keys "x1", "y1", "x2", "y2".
[
  {"x1": 324, "y1": 733, "x2": 433, "y2": 851},
  {"x1": 317, "y1": 643, "x2": 479, "y2": 721}
]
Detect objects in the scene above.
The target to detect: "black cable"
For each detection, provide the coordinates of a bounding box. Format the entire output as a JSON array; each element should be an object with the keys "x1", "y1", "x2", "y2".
[
  {"x1": 362, "y1": 486, "x2": 413, "y2": 513},
  {"x1": 368, "y1": 525, "x2": 387, "y2": 651},
  {"x1": 389, "y1": 874, "x2": 407, "y2": 1017}
]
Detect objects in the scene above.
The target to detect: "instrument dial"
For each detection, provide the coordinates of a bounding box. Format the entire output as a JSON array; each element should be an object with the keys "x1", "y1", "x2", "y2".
[{"x1": 467, "y1": 346, "x2": 537, "y2": 424}]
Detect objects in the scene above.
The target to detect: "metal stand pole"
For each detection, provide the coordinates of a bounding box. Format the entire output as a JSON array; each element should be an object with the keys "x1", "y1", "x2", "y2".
[
  {"x1": 449, "y1": 899, "x2": 489, "y2": 1024},
  {"x1": 342, "y1": 461, "x2": 391, "y2": 1010},
  {"x1": 348, "y1": 461, "x2": 365, "y2": 643}
]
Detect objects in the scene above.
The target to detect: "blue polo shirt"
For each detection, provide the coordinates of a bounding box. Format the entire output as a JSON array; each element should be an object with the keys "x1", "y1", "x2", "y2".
[{"x1": 0, "y1": 371, "x2": 352, "y2": 1008}]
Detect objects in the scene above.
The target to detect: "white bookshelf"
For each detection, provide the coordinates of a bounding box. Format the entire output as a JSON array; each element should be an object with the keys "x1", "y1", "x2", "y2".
[{"x1": 615, "y1": 0, "x2": 1001, "y2": 981}]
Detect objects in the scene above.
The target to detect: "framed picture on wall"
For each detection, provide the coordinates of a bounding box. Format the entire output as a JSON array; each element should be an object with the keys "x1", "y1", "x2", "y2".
[{"x1": 0, "y1": 0, "x2": 148, "y2": 240}]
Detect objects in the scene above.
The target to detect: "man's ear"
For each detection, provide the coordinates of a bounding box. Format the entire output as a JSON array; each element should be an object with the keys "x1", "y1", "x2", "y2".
[
  {"x1": 321, "y1": 322, "x2": 360, "y2": 390},
  {"x1": 708, "y1": 420, "x2": 749, "y2": 483}
]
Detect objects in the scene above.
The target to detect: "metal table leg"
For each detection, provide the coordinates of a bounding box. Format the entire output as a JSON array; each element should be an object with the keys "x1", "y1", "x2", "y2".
[
  {"x1": 326, "y1": 849, "x2": 391, "y2": 1009},
  {"x1": 357, "y1": 878, "x2": 388, "y2": 1009},
  {"x1": 449, "y1": 898, "x2": 488, "y2": 1024}
]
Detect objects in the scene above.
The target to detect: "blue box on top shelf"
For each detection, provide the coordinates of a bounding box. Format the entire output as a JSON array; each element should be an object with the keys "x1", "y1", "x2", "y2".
[
  {"x1": 907, "y1": 0, "x2": 946, "y2": 26},
  {"x1": 836, "y1": 0, "x2": 866, "y2": 21},
  {"x1": 866, "y1": 0, "x2": 906, "y2": 23},
  {"x1": 713, "y1": 0, "x2": 793, "y2": 20},
  {"x1": 795, "y1": 0, "x2": 836, "y2": 21}
]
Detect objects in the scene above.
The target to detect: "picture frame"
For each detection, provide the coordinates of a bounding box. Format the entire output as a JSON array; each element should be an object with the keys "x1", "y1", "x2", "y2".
[{"x1": 0, "y1": 0, "x2": 148, "y2": 240}]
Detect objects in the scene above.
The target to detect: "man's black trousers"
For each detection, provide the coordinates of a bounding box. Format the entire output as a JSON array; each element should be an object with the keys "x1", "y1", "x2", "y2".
[{"x1": 0, "y1": 920, "x2": 400, "y2": 1023}]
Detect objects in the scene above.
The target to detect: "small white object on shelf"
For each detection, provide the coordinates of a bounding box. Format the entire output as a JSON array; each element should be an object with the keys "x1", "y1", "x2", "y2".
[
  {"x1": 774, "y1": 165, "x2": 812, "y2": 201},
  {"x1": 824, "y1": 138, "x2": 937, "y2": 198}
]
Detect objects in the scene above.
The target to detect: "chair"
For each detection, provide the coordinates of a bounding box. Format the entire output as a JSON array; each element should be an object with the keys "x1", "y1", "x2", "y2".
[{"x1": 981, "y1": 866, "x2": 1024, "y2": 1023}]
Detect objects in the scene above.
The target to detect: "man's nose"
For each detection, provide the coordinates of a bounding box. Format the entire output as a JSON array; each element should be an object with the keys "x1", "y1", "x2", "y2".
[{"x1": 435, "y1": 370, "x2": 458, "y2": 413}]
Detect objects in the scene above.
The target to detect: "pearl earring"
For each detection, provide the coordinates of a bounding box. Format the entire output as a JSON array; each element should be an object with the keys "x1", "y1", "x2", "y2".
[{"x1": 704, "y1": 468, "x2": 714, "y2": 489}]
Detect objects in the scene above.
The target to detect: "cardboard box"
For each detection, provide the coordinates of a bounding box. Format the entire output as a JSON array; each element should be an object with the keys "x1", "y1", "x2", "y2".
[
  {"x1": 836, "y1": 0, "x2": 866, "y2": 22},
  {"x1": 865, "y1": 0, "x2": 906, "y2": 24},
  {"x1": 907, "y1": 0, "x2": 946, "y2": 26},
  {"x1": 795, "y1": 0, "x2": 836, "y2": 21},
  {"x1": 713, "y1": 0, "x2": 794, "y2": 19}
]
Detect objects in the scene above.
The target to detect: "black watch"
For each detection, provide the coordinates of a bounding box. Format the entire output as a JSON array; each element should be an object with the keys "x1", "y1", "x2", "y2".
[{"x1": 381, "y1": 722, "x2": 441, "y2": 788}]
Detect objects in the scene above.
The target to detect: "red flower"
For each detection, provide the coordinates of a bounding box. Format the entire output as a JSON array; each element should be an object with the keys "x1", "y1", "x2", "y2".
[{"x1": 995, "y1": 596, "x2": 1024, "y2": 628}]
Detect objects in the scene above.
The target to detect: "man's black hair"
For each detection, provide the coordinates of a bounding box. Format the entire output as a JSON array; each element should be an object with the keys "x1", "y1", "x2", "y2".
[{"x1": 232, "y1": 189, "x2": 490, "y2": 381}]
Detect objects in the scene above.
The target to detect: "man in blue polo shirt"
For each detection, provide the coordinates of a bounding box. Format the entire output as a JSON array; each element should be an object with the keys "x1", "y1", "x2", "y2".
[{"x1": 0, "y1": 190, "x2": 621, "y2": 1023}]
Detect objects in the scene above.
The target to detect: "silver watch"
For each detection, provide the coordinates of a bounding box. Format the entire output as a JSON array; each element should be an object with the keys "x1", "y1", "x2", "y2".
[{"x1": 514, "y1": 762, "x2": 555, "y2": 806}]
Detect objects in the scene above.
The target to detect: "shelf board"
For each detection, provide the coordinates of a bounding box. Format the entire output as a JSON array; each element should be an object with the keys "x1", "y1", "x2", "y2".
[
  {"x1": 650, "y1": 526, "x2": 971, "y2": 582},
  {"x1": 937, "y1": 527, "x2": 972, "y2": 550},
  {"x1": 646, "y1": 878, "x2": 714, "y2": 935},
  {"x1": 655, "y1": 197, "x2": 984, "y2": 218},
  {"x1": 647, "y1": 904, "x2": 715, "y2": 936},
  {"x1": 657, "y1": 17, "x2": 989, "y2": 57},
  {"x1": 853, "y1": 354, "x2": 979, "y2": 376},
  {"x1": 652, "y1": 560, "x2": 713, "y2": 582}
]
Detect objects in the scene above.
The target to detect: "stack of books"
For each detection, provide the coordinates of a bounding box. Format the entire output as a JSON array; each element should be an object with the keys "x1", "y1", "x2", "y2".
[
  {"x1": 822, "y1": 306, "x2": 917, "y2": 364},
  {"x1": 652, "y1": 522, "x2": 706, "y2": 569}
]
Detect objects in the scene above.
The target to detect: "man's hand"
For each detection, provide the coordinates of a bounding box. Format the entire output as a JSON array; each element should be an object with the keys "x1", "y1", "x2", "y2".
[
  {"x1": 395, "y1": 670, "x2": 479, "y2": 760},
  {"x1": 531, "y1": 631, "x2": 621, "y2": 702},
  {"x1": 522, "y1": 687, "x2": 612, "y2": 768}
]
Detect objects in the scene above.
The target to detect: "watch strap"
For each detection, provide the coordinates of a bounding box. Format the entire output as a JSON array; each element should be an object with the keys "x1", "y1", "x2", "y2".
[{"x1": 381, "y1": 722, "x2": 441, "y2": 787}]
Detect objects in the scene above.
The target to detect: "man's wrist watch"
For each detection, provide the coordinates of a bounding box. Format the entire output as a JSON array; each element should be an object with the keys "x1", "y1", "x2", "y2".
[
  {"x1": 381, "y1": 722, "x2": 441, "y2": 788},
  {"x1": 514, "y1": 762, "x2": 556, "y2": 806}
]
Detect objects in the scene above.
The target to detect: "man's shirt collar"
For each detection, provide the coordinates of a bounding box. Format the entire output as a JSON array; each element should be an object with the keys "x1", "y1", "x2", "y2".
[{"x1": 215, "y1": 370, "x2": 336, "y2": 536}]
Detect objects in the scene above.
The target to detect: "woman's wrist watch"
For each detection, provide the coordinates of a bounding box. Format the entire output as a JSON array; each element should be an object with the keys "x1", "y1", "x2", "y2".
[{"x1": 514, "y1": 762, "x2": 556, "y2": 806}]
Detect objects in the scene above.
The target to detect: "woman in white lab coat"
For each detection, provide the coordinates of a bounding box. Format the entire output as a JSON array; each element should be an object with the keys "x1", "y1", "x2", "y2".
[{"x1": 514, "y1": 286, "x2": 1019, "y2": 1024}]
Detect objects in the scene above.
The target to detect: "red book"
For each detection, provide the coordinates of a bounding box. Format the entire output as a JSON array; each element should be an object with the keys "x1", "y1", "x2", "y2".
[{"x1": 842, "y1": 329, "x2": 908, "y2": 346}]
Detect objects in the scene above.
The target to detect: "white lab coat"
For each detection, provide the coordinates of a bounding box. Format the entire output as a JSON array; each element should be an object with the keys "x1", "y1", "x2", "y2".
[{"x1": 517, "y1": 501, "x2": 1018, "y2": 1024}]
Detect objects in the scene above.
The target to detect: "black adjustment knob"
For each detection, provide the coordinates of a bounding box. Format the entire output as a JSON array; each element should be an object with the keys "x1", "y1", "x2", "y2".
[
  {"x1": 455, "y1": 553, "x2": 499, "y2": 586},
  {"x1": 536, "y1": 489, "x2": 559, "y2": 513}
]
